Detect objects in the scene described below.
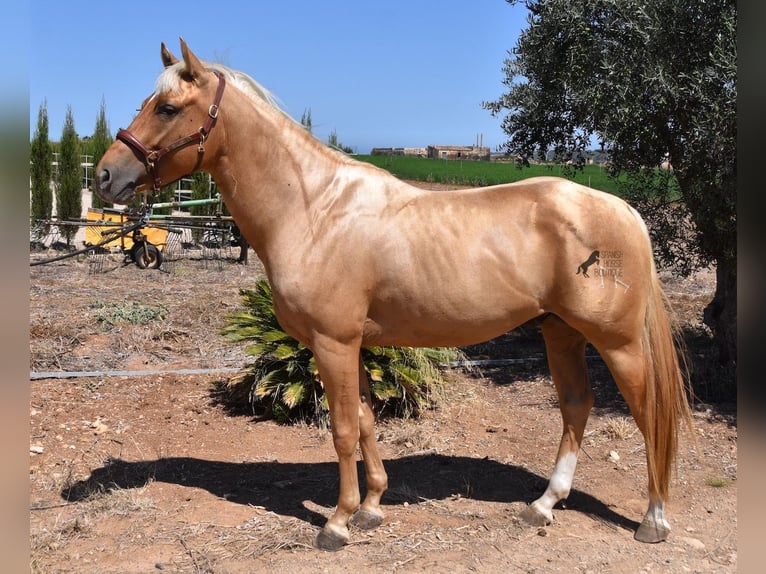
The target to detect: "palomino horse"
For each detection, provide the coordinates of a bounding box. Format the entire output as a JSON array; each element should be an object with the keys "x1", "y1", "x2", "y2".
[{"x1": 95, "y1": 39, "x2": 693, "y2": 551}]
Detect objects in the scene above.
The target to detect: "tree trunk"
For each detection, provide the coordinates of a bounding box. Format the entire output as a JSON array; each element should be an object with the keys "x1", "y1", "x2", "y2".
[{"x1": 703, "y1": 256, "x2": 737, "y2": 373}]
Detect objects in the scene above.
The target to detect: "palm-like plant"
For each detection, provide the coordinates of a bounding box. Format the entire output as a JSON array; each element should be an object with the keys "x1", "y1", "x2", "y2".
[{"x1": 219, "y1": 278, "x2": 464, "y2": 427}]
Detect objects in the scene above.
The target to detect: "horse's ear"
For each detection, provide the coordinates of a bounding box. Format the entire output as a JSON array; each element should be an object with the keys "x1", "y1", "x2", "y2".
[
  {"x1": 179, "y1": 37, "x2": 209, "y2": 86},
  {"x1": 161, "y1": 42, "x2": 179, "y2": 67}
]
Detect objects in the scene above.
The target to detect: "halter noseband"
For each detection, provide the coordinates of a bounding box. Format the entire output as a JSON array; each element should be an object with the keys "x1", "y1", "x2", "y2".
[{"x1": 116, "y1": 70, "x2": 226, "y2": 192}]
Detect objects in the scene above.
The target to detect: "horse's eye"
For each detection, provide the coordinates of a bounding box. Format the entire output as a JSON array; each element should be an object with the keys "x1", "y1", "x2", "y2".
[{"x1": 157, "y1": 103, "x2": 178, "y2": 116}]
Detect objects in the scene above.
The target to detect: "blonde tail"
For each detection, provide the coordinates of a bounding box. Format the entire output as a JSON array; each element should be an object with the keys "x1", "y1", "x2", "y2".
[{"x1": 641, "y1": 263, "x2": 695, "y2": 500}]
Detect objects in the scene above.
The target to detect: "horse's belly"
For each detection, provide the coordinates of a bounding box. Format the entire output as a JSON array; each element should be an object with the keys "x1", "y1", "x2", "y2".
[{"x1": 362, "y1": 297, "x2": 543, "y2": 347}]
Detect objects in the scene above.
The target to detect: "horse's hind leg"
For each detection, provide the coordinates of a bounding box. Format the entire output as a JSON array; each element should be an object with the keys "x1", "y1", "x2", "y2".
[
  {"x1": 520, "y1": 315, "x2": 593, "y2": 526},
  {"x1": 598, "y1": 344, "x2": 671, "y2": 543}
]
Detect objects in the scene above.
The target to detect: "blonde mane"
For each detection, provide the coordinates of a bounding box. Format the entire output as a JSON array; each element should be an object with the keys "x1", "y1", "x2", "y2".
[
  {"x1": 150, "y1": 60, "x2": 354, "y2": 156},
  {"x1": 154, "y1": 61, "x2": 283, "y2": 112}
]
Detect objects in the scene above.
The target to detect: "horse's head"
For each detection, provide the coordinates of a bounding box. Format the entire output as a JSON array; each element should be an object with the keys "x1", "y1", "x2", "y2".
[{"x1": 95, "y1": 38, "x2": 225, "y2": 204}]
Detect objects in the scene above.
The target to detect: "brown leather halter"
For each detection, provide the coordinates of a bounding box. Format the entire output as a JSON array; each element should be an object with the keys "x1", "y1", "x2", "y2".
[{"x1": 116, "y1": 70, "x2": 226, "y2": 191}]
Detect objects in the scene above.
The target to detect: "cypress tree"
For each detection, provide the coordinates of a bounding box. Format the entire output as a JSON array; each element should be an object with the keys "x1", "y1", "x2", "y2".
[
  {"x1": 30, "y1": 101, "x2": 53, "y2": 238},
  {"x1": 300, "y1": 108, "x2": 312, "y2": 133},
  {"x1": 151, "y1": 184, "x2": 175, "y2": 215},
  {"x1": 56, "y1": 106, "x2": 82, "y2": 246},
  {"x1": 90, "y1": 97, "x2": 113, "y2": 209},
  {"x1": 189, "y1": 171, "x2": 211, "y2": 243}
]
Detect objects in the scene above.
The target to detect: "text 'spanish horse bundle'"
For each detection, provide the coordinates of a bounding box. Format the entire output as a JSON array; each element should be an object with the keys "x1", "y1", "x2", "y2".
[{"x1": 96, "y1": 39, "x2": 694, "y2": 551}]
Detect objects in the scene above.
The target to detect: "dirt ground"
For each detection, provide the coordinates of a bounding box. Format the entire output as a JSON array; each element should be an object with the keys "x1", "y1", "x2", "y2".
[{"x1": 29, "y1": 192, "x2": 736, "y2": 573}]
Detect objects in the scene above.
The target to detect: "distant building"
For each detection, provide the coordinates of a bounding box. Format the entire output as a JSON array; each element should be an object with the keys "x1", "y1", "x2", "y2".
[
  {"x1": 426, "y1": 145, "x2": 490, "y2": 161},
  {"x1": 371, "y1": 147, "x2": 427, "y2": 157},
  {"x1": 371, "y1": 147, "x2": 402, "y2": 156}
]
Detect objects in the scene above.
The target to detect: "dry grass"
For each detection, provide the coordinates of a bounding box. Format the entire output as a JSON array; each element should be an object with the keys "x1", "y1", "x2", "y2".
[
  {"x1": 603, "y1": 416, "x2": 638, "y2": 440},
  {"x1": 30, "y1": 486, "x2": 156, "y2": 573}
]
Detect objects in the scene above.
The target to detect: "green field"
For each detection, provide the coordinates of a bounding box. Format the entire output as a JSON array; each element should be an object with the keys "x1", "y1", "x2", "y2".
[{"x1": 355, "y1": 154, "x2": 621, "y2": 195}]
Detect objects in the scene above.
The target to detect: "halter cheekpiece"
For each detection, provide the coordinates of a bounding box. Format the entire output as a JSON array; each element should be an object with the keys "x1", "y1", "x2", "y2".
[{"x1": 116, "y1": 70, "x2": 226, "y2": 192}]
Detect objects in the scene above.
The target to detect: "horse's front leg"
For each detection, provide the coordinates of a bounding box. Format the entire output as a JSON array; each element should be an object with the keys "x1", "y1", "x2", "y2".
[
  {"x1": 349, "y1": 354, "x2": 388, "y2": 530},
  {"x1": 311, "y1": 336, "x2": 366, "y2": 551}
]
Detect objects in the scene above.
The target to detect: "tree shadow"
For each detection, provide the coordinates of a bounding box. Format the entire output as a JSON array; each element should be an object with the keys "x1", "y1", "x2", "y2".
[{"x1": 62, "y1": 453, "x2": 639, "y2": 534}]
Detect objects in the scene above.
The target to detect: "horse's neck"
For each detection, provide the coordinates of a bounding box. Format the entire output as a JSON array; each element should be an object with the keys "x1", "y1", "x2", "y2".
[{"x1": 207, "y1": 92, "x2": 358, "y2": 263}]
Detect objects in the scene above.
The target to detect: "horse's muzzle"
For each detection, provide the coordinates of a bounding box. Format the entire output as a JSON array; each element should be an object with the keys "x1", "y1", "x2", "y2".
[{"x1": 94, "y1": 165, "x2": 140, "y2": 205}]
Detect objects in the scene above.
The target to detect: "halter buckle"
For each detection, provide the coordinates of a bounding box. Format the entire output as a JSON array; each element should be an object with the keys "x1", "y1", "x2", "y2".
[{"x1": 198, "y1": 128, "x2": 207, "y2": 153}]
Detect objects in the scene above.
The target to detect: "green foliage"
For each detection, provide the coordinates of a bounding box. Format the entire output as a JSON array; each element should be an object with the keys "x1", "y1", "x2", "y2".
[
  {"x1": 30, "y1": 101, "x2": 53, "y2": 233},
  {"x1": 189, "y1": 171, "x2": 213, "y2": 208},
  {"x1": 90, "y1": 300, "x2": 168, "y2": 329},
  {"x1": 220, "y1": 278, "x2": 463, "y2": 427},
  {"x1": 362, "y1": 344, "x2": 459, "y2": 420},
  {"x1": 328, "y1": 129, "x2": 354, "y2": 154},
  {"x1": 150, "y1": 184, "x2": 176, "y2": 216},
  {"x1": 189, "y1": 171, "x2": 213, "y2": 242},
  {"x1": 56, "y1": 106, "x2": 82, "y2": 245},
  {"x1": 615, "y1": 168, "x2": 704, "y2": 277},
  {"x1": 89, "y1": 98, "x2": 113, "y2": 209}
]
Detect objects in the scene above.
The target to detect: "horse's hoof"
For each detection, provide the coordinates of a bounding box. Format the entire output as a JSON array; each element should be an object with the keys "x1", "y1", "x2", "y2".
[
  {"x1": 519, "y1": 504, "x2": 552, "y2": 527},
  {"x1": 350, "y1": 508, "x2": 383, "y2": 531},
  {"x1": 634, "y1": 519, "x2": 670, "y2": 543},
  {"x1": 314, "y1": 527, "x2": 348, "y2": 552}
]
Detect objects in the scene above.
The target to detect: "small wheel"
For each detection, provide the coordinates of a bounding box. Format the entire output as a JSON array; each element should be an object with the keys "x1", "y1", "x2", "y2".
[{"x1": 133, "y1": 243, "x2": 163, "y2": 269}]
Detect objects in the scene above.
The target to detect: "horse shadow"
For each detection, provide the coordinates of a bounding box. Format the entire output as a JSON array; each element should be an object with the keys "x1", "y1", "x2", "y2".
[{"x1": 62, "y1": 453, "x2": 639, "y2": 533}]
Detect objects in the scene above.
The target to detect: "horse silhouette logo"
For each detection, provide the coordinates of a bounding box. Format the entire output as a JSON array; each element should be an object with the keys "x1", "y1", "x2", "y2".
[{"x1": 576, "y1": 250, "x2": 600, "y2": 278}]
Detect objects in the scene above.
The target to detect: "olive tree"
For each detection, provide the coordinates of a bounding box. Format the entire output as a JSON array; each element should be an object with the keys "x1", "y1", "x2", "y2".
[{"x1": 484, "y1": 0, "x2": 736, "y2": 377}]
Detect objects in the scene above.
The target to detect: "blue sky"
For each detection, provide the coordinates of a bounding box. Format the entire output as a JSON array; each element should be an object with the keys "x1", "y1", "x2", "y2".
[{"x1": 29, "y1": 1, "x2": 529, "y2": 154}]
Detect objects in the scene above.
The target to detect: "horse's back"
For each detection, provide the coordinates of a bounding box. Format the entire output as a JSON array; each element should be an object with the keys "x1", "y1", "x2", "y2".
[{"x1": 359, "y1": 175, "x2": 652, "y2": 347}]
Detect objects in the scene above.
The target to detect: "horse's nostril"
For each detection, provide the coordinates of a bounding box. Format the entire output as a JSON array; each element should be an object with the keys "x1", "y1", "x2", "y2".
[{"x1": 95, "y1": 168, "x2": 112, "y2": 196}]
